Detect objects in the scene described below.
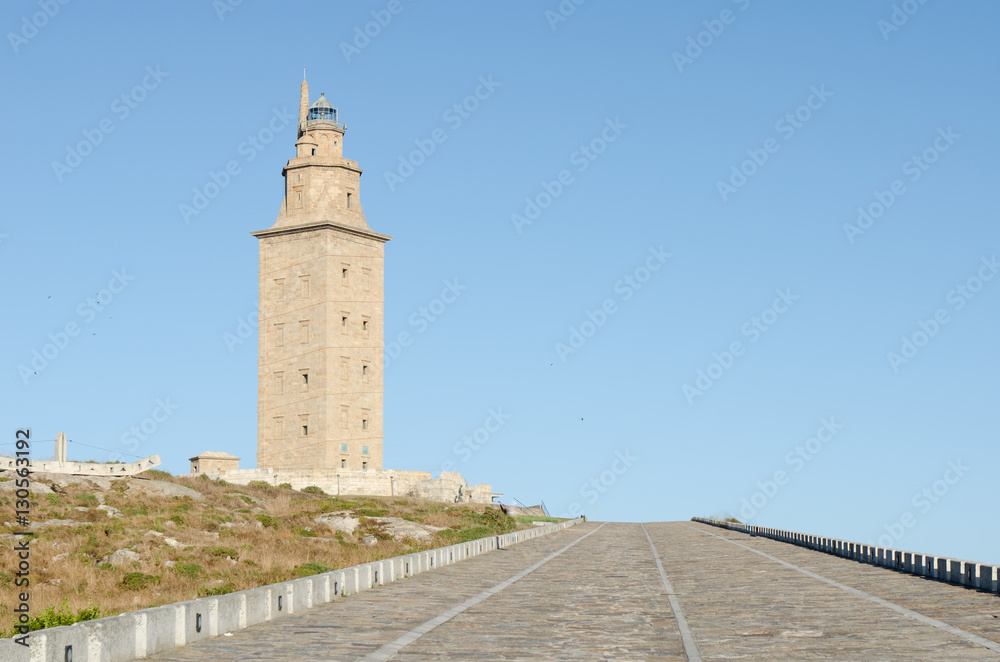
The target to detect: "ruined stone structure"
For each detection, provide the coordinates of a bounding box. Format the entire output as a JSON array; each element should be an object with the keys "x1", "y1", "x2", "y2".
[{"x1": 188, "y1": 451, "x2": 240, "y2": 474}]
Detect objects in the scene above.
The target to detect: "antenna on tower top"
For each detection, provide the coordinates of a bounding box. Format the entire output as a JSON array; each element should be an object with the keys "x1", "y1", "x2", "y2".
[{"x1": 303, "y1": 66, "x2": 306, "y2": 81}]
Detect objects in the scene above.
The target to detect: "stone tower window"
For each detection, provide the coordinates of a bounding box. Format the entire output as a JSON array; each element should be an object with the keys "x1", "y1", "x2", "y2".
[
  {"x1": 300, "y1": 370, "x2": 309, "y2": 390},
  {"x1": 275, "y1": 278, "x2": 285, "y2": 301},
  {"x1": 347, "y1": 192, "x2": 352, "y2": 209},
  {"x1": 274, "y1": 371, "x2": 284, "y2": 395},
  {"x1": 341, "y1": 459, "x2": 346, "y2": 468},
  {"x1": 362, "y1": 461, "x2": 367, "y2": 471},
  {"x1": 341, "y1": 265, "x2": 349, "y2": 285},
  {"x1": 340, "y1": 406, "x2": 349, "y2": 429},
  {"x1": 362, "y1": 417, "x2": 368, "y2": 431},
  {"x1": 362, "y1": 317, "x2": 370, "y2": 339},
  {"x1": 300, "y1": 414, "x2": 309, "y2": 436},
  {"x1": 362, "y1": 363, "x2": 370, "y2": 383},
  {"x1": 341, "y1": 443, "x2": 348, "y2": 452},
  {"x1": 362, "y1": 268, "x2": 371, "y2": 291},
  {"x1": 273, "y1": 416, "x2": 284, "y2": 437},
  {"x1": 340, "y1": 357, "x2": 349, "y2": 380},
  {"x1": 274, "y1": 324, "x2": 285, "y2": 347},
  {"x1": 299, "y1": 275, "x2": 310, "y2": 298},
  {"x1": 341, "y1": 314, "x2": 348, "y2": 335},
  {"x1": 300, "y1": 320, "x2": 310, "y2": 343},
  {"x1": 362, "y1": 445, "x2": 369, "y2": 455},
  {"x1": 311, "y1": 148, "x2": 316, "y2": 155}
]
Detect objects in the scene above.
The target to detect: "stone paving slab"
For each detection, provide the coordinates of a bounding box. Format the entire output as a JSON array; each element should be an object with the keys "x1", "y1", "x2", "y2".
[
  {"x1": 648, "y1": 522, "x2": 1000, "y2": 661},
  {"x1": 388, "y1": 522, "x2": 686, "y2": 661},
  {"x1": 144, "y1": 521, "x2": 1000, "y2": 661}
]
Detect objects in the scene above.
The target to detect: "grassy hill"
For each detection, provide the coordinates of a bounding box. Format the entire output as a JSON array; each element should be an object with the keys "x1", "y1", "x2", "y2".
[{"x1": 0, "y1": 470, "x2": 553, "y2": 637}]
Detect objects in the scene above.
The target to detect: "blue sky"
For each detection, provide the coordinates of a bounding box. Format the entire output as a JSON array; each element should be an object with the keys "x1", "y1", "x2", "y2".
[{"x1": 3, "y1": 1, "x2": 999, "y2": 563}]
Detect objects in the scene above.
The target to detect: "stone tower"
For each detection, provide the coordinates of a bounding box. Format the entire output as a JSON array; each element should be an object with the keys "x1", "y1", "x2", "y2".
[{"x1": 252, "y1": 77, "x2": 390, "y2": 472}]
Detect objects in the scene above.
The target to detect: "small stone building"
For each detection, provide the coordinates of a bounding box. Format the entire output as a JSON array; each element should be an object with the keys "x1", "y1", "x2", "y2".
[{"x1": 189, "y1": 451, "x2": 240, "y2": 475}]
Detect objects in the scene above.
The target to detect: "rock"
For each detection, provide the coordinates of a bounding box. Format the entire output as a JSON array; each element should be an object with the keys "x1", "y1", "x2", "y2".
[
  {"x1": 74, "y1": 507, "x2": 90, "y2": 512},
  {"x1": 34, "y1": 519, "x2": 77, "y2": 528},
  {"x1": 163, "y1": 520, "x2": 177, "y2": 529},
  {"x1": 0, "y1": 479, "x2": 52, "y2": 495},
  {"x1": 367, "y1": 517, "x2": 447, "y2": 541},
  {"x1": 315, "y1": 511, "x2": 360, "y2": 535},
  {"x1": 38, "y1": 474, "x2": 113, "y2": 492},
  {"x1": 96, "y1": 505, "x2": 122, "y2": 519},
  {"x1": 362, "y1": 535, "x2": 378, "y2": 546},
  {"x1": 126, "y1": 479, "x2": 204, "y2": 501},
  {"x1": 145, "y1": 530, "x2": 164, "y2": 539},
  {"x1": 51, "y1": 553, "x2": 69, "y2": 563},
  {"x1": 163, "y1": 560, "x2": 176, "y2": 568},
  {"x1": 163, "y1": 537, "x2": 182, "y2": 549},
  {"x1": 107, "y1": 549, "x2": 141, "y2": 566}
]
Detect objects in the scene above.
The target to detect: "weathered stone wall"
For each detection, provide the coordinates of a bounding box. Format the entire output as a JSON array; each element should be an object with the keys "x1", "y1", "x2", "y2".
[{"x1": 195, "y1": 466, "x2": 493, "y2": 504}]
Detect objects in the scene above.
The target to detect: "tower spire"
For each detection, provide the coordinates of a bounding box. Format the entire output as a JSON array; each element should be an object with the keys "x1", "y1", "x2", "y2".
[{"x1": 298, "y1": 73, "x2": 309, "y2": 136}]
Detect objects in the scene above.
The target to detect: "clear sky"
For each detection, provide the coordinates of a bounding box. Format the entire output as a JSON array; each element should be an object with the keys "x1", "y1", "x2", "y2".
[{"x1": 3, "y1": 1, "x2": 999, "y2": 564}]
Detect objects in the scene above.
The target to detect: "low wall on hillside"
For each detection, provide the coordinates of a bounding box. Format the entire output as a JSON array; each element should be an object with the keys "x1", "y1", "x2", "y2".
[
  {"x1": 692, "y1": 517, "x2": 1000, "y2": 594},
  {"x1": 0, "y1": 518, "x2": 583, "y2": 662},
  {"x1": 189, "y1": 467, "x2": 493, "y2": 504}
]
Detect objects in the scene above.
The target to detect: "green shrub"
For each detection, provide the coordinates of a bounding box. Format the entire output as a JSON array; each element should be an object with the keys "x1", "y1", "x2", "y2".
[
  {"x1": 318, "y1": 498, "x2": 359, "y2": 511},
  {"x1": 138, "y1": 469, "x2": 172, "y2": 480},
  {"x1": 5, "y1": 598, "x2": 102, "y2": 636},
  {"x1": 121, "y1": 572, "x2": 161, "y2": 590},
  {"x1": 44, "y1": 493, "x2": 61, "y2": 506},
  {"x1": 301, "y1": 486, "x2": 326, "y2": 495},
  {"x1": 238, "y1": 495, "x2": 252, "y2": 504},
  {"x1": 278, "y1": 483, "x2": 293, "y2": 490},
  {"x1": 77, "y1": 494, "x2": 98, "y2": 506},
  {"x1": 292, "y1": 527, "x2": 318, "y2": 538},
  {"x1": 356, "y1": 507, "x2": 388, "y2": 518},
  {"x1": 256, "y1": 514, "x2": 278, "y2": 529},
  {"x1": 248, "y1": 480, "x2": 272, "y2": 490},
  {"x1": 199, "y1": 582, "x2": 236, "y2": 597},
  {"x1": 173, "y1": 563, "x2": 203, "y2": 579},
  {"x1": 0, "y1": 571, "x2": 13, "y2": 587},
  {"x1": 205, "y1": 546, "x2": 238, "y2": 558},
  {"x1": 294, "y1": 562, "x2": 334, "y2": 577},
  {"x1": 169, "y1": 514, "x2": 184, "y2": 525}
]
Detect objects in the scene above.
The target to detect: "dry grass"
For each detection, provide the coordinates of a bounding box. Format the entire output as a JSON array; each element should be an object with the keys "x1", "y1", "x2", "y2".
[{"x1": 0, "y1": 471, "x2": 524, "y2": 636}]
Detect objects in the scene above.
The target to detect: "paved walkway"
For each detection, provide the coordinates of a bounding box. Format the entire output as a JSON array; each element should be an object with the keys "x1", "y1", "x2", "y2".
[{"x1": 145, "y1": 521, "x2": 1000, "y2": 661}]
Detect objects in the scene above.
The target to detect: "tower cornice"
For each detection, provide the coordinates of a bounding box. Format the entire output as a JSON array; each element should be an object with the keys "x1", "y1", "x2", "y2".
[{"x1": 251, "y1": 220, "x2": 391, "y2": 244}]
